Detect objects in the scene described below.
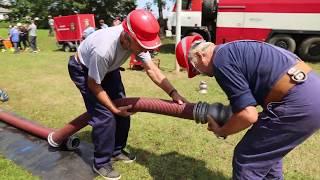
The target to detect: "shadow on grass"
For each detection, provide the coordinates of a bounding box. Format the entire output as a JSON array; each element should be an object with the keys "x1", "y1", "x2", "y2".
[
  {"x1": 127, "y1": 145, "x2": 229, "y2": 180},
  {"x1": 75, "y1": 131, "x2": 229, "y2": 179}
]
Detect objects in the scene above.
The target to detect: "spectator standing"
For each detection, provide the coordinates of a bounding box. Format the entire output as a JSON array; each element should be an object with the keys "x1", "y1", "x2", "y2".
[
  {"x1": 99, "y1": 19, "x2": 108, "y2": 29},
  {"x1": 48, "y1": 15, "x2": 55, "y2": 36},
  {"x1": 28, "y1": 20, "x2": 38, "y2": 53},
  {"x1": 18, "y1": 23, "x2": 29, "y2": 51},
  {"x1": 82, "y1": 19, "x2": 95, "y2": 39},
  {"x1": 10, "y1": 25, "x2": 20, "y2": 53},
  {"x1": 112, "y1": 17, "x2": 122, "y2": 26}
]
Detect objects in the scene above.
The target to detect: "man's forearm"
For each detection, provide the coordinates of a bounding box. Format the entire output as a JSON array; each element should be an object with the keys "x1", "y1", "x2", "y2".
[
  {"x1": 87, "y1": 78, "x2": 119, "y2": 113},
  {"x1": 219, "y1": 116, "x2": 252, "y2": 137},
  {"x1": 219, "y1": 106, "x2": 258, "y2": 136}
]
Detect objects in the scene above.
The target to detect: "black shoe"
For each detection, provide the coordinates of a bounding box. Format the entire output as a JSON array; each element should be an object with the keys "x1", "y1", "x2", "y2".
[
  {"x1": 92, "y1": 163, "x2": 121, "y2": 180},
  {"x1": 111, "y1": 150, "x2": 136, "y2": 163}
]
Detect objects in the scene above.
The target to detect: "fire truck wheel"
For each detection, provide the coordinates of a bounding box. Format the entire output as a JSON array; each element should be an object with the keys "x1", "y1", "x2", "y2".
[
  {"x1": 63, "y1": 44, "x2": 72, "y2": 52},
  {"x1": 185, "y1": 30, "x2": 211, "y2": 42},
  {"x1": 202, "y1": 0, "x2": 217, "y2": 23},
  {"x1": 267, "y1": 34, "x2": 296, "y2": 52},
  {"x1": 298, "y1": 37, "x2": 320, "y2": 62}
]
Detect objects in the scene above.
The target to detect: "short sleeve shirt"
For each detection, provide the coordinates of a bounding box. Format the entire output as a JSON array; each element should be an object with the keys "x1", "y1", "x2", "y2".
[
  {"x1": 77, "y1": 25, "x2": 152, "y2": 84},
  {"x1": 28, "y1": 24, "x2": 37, "y2": 36},
  {"x1": 48, "y1": 19, "x2": 54, "y2": 26},
  {"x1": 212, "y1": 40, "x2": 299, "y2": 112}
]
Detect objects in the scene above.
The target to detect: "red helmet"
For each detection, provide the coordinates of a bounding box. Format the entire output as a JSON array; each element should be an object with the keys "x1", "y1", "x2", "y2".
[
  {"x1": 122, "y1": 9, "x2": 161, "y2": 49},
  {"x1": 175, "y1": 35, "x2": 203, "y2": 78}
]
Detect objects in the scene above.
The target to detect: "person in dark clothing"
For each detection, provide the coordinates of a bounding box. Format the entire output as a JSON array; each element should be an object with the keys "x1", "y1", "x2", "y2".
[
  {"x1": 176, "y1": 35, "x2": 320, "y2": 180},
  {"x1": 18, "y1": 24, "x2": 29, "y2": 50}
]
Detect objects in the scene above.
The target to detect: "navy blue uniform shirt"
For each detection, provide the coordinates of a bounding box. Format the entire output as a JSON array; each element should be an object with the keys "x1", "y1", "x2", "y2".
[{"x1": 212, "y1": 40, "x2": 299, "y2": 112}]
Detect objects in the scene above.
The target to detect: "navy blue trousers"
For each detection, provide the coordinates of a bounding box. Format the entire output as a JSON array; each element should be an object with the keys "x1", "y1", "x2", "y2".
[
  {"x1": 233, "y1": 71, "x2": 320, "y2": 180},
  {"x1": 68, "y1": 56, "x2": 130, "y2": 168}
]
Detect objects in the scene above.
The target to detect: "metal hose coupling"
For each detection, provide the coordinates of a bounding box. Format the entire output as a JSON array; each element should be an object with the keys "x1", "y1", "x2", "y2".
[
  {"x1": 48, "y1": 132, "x2": 80, "y2": 150},
  {"x1": 193, "y1": 102, "x2": 232, "y2": 126}
]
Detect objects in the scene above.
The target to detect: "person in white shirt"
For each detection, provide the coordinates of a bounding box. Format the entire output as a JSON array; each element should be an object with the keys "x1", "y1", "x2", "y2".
[
  {"x1": 68, "y1": 9, "x2": 187, "y2": 180},
  {"x1": 82, "y1": 19, "x2": 95, "y2": 39},
  {"x1": 28, "y1": 20, "x2": 38, "y2": 53}
]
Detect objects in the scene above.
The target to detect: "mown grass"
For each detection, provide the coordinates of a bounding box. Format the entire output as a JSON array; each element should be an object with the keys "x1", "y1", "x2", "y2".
[{"x1": 0, "y1": 29, "x2": 319, "y2": 180}]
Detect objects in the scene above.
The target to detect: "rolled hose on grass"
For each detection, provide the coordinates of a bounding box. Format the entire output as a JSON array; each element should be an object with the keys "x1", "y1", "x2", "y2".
[{"x1": 0, "y1": 97, "x2": 232, "y2": 150}]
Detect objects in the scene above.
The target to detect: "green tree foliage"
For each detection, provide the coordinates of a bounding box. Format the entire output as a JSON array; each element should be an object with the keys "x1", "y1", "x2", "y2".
[
  {"x1": 3, "y1": 0, "x2": 136, "y2": 28},
  {"x1": 149, "y1": 0, "x2": 174, "y2": 36},
  {"x1": 83, "y1": 0, "x2": 136, "y2": 24}
]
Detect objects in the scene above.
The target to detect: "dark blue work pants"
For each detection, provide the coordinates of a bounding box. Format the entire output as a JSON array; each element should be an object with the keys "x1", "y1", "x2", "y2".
[
  {"x1": 68, "y1": 56, "x2": 130, "y2": 168},
  {"x1": 233, "y1": 72, "x2": 320, "y2": 180}
]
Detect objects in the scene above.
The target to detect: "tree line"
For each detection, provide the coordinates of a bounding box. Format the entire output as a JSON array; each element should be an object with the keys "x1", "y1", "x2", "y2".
[{"x1": 0, "y1": 0, "x2": 136, "y2": 28}]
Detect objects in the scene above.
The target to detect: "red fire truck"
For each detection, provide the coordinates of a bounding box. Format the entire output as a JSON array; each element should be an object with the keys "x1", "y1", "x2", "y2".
[
  {"x1": 54, "y1": 14, "x2": 95, "y2": 52},
  {"x1": 168, "y1": 0, "x2": 320, "y2": 61}
]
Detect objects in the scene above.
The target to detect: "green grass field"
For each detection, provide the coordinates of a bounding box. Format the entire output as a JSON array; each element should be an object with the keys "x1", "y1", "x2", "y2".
[{"x1": 0, "y1": 29, "x2": 319, "y2": 180}]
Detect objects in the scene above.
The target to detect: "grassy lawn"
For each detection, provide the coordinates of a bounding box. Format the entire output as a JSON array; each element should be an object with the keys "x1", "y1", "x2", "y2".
[{"x1": 0, "y1": 29, "x2": 319, "y2": 180}]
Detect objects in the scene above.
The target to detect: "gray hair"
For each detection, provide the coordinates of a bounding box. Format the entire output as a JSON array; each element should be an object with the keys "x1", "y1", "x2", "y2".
[{"x1": 188, "y1": 41, "x2": 213, "y2": 63}]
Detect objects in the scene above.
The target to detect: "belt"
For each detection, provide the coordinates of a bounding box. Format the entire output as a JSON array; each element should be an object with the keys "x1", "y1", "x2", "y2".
[
  {"x1": 75, "y1": 52, "x2": 80, "y2": 63},
  {"x1": 74, "y1": 52, "x2": 87, "y2": 70},
  {"x1": 264, "y1": 60, "x2": 312, "y2": 107}
]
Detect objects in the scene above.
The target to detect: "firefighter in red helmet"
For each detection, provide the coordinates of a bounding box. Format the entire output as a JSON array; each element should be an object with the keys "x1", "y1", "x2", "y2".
[
  {"x1": 68, "y1": 9, "x2": 187, "y2": 179},
  {"x1": 176, "y1": 35, "x2": 320, "y2": 179}
]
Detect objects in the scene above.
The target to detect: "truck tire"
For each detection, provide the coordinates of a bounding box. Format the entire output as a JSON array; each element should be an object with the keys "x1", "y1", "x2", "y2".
[
  {"x1": 185, "y1": 30, "x2": 211, "y2": 42},
  {"x1": 202, "y1": 0, "x2": 216, "y2": 24},
  {"x1": 298, "y1": 37, "x2": 320, "y2": 62},
  {"x1": 267, "y1": 34, "x2": 296, "y2": 52},
  {"x1": 63, "y1": 44, "x2": 72, "y2": 52}
]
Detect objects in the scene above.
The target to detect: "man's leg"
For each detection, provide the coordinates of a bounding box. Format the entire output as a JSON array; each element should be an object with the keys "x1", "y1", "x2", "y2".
[
  {"x1": 29, "y1": 36, "x2": 34, "y2": 51},
  {"x1": 89, "y1": 104, "x2": 116, "y2": 168},
  {"x1": 13, "y1": 42, "x2": 19, "y2": 53},
  {"x1": 68, "y1": 56, "x2": 120, "y2": 179},
  {"x1": 68, "y1": 56, "x2": 115, "y2": 167},
  {"x1": 101, "y1": 69, "x2": 131, "y2": 155},
  {"x1": 34, "y1": 36, "x2": 37, "y2": 50},
  {"x1": 233, "y1": 72, "x2": 320, "y2": 180}
]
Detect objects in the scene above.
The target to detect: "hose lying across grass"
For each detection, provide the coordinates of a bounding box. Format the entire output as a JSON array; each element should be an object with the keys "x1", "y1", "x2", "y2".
[{"x1": 0, "y1": 97, "x2": 232, "y2": 150}]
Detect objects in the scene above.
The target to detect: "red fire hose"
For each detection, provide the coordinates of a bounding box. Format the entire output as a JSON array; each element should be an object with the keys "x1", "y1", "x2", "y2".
[
  {"x1": 0, "y1": 97, "x2": 231, "y2": 150},
  {"x1": 0, "y1": 98, "x2": 196, "y2": 150}
]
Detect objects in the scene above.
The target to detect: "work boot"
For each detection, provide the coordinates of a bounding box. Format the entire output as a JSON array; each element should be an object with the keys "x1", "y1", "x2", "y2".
[
  {"x1": 93, "y1": 163, "x2": 121, "y2": 180},
  {"x1": 111, "y1": 150, "x2": 136, "y2": 163}
]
